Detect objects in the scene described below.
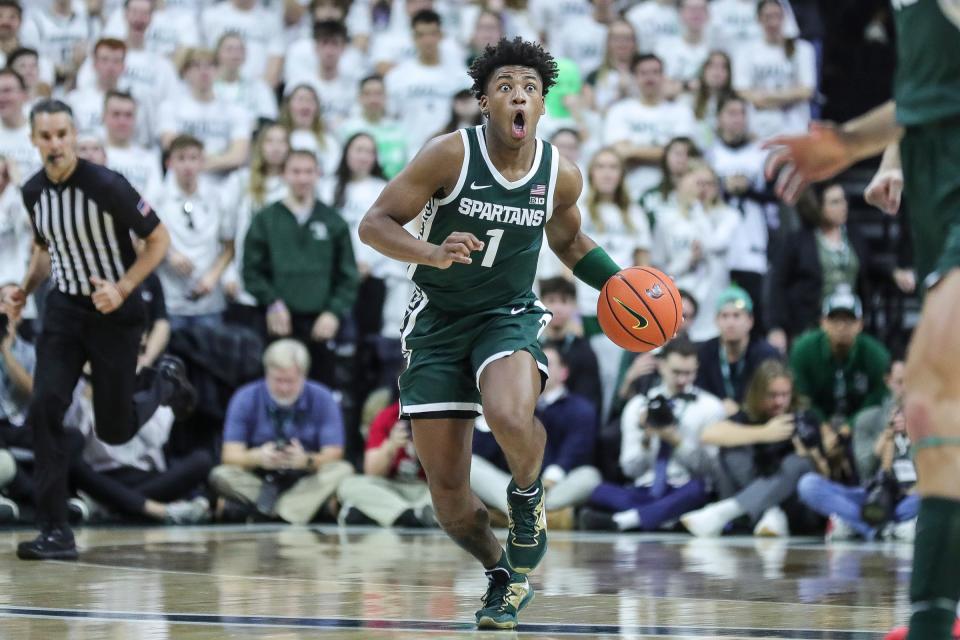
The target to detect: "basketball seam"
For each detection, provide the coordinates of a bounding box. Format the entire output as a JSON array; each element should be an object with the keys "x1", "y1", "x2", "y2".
[
  {"x1": 638, "y1": 267, "x2": 681, "y2": 338},
  {"x1": 616, "y1": 273, "x2": 667, "y2": 343},
  {"x1": 603, "y1": 285, "x2": 659, "y2": 349}
]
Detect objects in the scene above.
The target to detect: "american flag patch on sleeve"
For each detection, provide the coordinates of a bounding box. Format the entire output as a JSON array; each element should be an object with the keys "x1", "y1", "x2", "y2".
[
  {"x1": 530, "y1": 184, "x2": 546, "y2": 196},
  {"x1": 137, "y1": 198, "x2": 152, "y2": 217}
]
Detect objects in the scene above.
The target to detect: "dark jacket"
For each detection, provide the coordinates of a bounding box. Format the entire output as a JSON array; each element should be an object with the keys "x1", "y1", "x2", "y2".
[
  {"x1": 243, "y1": 200, "x2": 359, "y2": 316},
  {"x1": 770, "y1": 224, "x2": 875, "y2": 338},
  {"x1": 695, "y1": 337, "x2": 782, "y2": 403},
  {"x1": 543, "y1": 334, "x2": 603, "y2": 416}
]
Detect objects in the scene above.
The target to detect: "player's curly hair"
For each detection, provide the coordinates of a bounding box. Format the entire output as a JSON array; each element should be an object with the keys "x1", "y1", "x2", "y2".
[{"x1": 468, "y1": 37, "x2": 558, "y2": 99}]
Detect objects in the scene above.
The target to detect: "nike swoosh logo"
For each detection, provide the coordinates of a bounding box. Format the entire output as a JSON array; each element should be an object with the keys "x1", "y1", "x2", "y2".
[
  {"x1": 511, "y1": 306, "x2": 525, "y2": 315},
  {"x1": 613, "y1": 297, "x2": 649, "y2": 330},
  {"x1": 471, "y1": 181, "x2": 492, "y2": 190}
]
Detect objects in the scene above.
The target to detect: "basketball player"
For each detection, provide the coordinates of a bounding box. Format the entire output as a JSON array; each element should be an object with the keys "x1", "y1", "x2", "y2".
[
  {"x1": 359, "y1": 38, "x2": 623, "y2": 629},
  {"x1": 764, "y1": 4, "x2": 960, "y2": 638}
]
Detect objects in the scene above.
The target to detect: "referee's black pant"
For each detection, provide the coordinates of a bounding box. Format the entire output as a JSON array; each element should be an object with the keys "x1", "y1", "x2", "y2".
[{"x1": 28, "y1": 290, "x2": 144, "y2": 527}]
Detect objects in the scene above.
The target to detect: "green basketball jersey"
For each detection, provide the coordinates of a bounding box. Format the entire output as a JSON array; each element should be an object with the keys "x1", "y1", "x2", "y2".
[
  {"x1": 893, "y1": 0, "x2": 960, "y2": 125},
  {"x1": 408, "y1": 125, "x2": 559, "y2": 313}
]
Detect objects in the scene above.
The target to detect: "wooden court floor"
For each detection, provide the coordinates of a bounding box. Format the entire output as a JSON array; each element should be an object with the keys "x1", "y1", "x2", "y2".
[{"x1": 0, "y1": 525, "x2": 911, "y2": 639}]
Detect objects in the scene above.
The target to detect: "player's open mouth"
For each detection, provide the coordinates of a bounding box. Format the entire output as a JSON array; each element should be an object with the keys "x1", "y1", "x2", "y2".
[{"x1": 512, "y1": 111, "x2": 526, "y2": 139}]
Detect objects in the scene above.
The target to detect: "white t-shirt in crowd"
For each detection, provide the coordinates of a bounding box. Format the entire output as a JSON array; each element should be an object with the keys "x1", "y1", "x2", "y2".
[
  {"x1": 214, "y1": 78, "x2": 279, "y2": 124},
  {"x1": 319, "y1": 175, "x2": 388, "y2": 274},
  {"x1": 0, "y1": 184, "x2": 31, "y2": 289},
  {"x1": 65, "y1": 87, "x2": 107, "y2": 137},
  {"x1": 282, "y1": 38, "x2": 367, "y2": 89},
  {"x1": 0, "y1": 123, "x2": 41, "y2": 185},
  {"x1": 528, "y1": 0, "x2": 591, "y2": 37},
  {"x1": 154, "y1": 179, "x2": 234, "y2": 316},
  {"x1": 106, "y1": 143, "x2": 164, "y2": 205},
  {"x1": 283, "y1": 74, "x2": 357, "y2": 131},
  {"x1": 24, "y1": 6, "x2": 92, "y2": 72},
  {"x1": 602, "y1": 98, "x2": 696, "y2": 196},
  {"x1": 625, "y1": 1, "x2": 681, "y2": 53},
  {"x1": 707, "y1": 138, "x2": 773, "y2": 276},
  {"x1": 220, "y1": 169, "x2": 287, "y2": 306},
  {"x1": 733, "y1": 38, "x2": 816, "y2": 139},
  {"x1": 654, "y1": 36, "x2": 711, "y2": 84},
  {"x1": 289, "y1": 129, "x2": 342, "y2": 180},
  {"x1": 103, "y1": 6, "x2": 201, "y2": 58},
  {"x1": 158, "y1": 94, "x2": 252, "y2": 158},
  {"x1": 200, "y1": 2, "x2": 284, "y2": 80},
  {"x1": 552, "y1": 16, "x2": 608, "y2": 77},
  {"x1": 385, "y1": 59, "x2": 471, "y2": 150},
  {"x1": 710, "y1": 0, "x2": 799, "y2": 55},
  {"x1": 369, "y1": 31, "x2": 465, "y2": 72}
]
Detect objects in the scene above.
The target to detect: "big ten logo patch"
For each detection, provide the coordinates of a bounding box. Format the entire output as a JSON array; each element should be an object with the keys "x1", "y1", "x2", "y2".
[{"x1": 309, "y1": 221, "x2": 329, "y2": 240}]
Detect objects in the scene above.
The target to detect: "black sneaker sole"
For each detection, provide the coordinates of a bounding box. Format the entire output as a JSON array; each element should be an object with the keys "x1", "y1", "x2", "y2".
[{"x1": 17, "y1": 547, "x2": 79, "y2": 561}]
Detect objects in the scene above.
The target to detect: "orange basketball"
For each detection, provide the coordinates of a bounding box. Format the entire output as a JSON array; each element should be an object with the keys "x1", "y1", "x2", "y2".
[{"x1": 597, "y1": 267, "x2": 683, "y2": 352}]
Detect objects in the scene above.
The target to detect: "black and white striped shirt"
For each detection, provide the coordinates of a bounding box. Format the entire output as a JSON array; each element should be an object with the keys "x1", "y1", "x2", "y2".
[{"x1": 22, "y1": 159, "x2": 161, "y2": 297}]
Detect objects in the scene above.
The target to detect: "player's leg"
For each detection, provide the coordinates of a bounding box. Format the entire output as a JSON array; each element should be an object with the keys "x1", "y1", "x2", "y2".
[
  {"x1": 478, "y1": 351, "x2": 546, "y2": 488},
  {"x1": 901, "y1": 270, "x2": 960, "y2": 640},
  {"x1": 410, "y1": 417, "x2": 501, "y2": 565},
  {"x1": 897, "y1": 125, "x2": 960, "y2": 640},
  {"x1": 477, "y1": 349, "x2": 549, "y2": 575},
  {"x1": 410, "y1": 416, "x2": 534, "y2": 630}
]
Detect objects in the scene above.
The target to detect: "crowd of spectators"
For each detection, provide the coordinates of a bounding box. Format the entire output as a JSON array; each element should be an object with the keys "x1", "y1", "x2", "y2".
[{"x1": 0, "y1": 0, "x2": 919, "y2": 543}]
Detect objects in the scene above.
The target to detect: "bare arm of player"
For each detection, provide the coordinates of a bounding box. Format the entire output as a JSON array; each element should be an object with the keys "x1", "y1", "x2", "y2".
[
  {"x1": 545, "y1": 157, "x2": 600, "y2": 269},
  {"x1": 359, "y1": 133, "x2": 485, "y2": 268},
  {"x1": 764, "y1": 100, "x2": 903, "y2": 203}
]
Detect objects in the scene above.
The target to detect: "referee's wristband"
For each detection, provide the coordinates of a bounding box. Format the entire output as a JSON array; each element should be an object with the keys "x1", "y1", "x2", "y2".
[{"x1": 572, "y1": 247, "x2": 622, "y2": 292}]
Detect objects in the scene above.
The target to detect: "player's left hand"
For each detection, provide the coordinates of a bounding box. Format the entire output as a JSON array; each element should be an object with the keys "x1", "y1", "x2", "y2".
[
  {"x1": 311, "y1": 311, "x2": 339, "y2": 341},
  {"x1": 864, "y1": 168, "x2": 904, "y2": 215},
  {"x1": 90, "y1": 276, "x2": 126, "y2": 314},
  {"x1": 763, "y1": 122, "x2": 854, "y2": 204}
]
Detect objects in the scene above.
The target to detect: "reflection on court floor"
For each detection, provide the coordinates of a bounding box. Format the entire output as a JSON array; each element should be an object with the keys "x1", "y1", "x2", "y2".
[{"x1": 0, "y1": 525, "x2": 909, "y2": 638}]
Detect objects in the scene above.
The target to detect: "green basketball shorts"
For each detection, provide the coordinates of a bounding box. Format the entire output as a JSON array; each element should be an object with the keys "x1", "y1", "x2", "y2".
[
  {"x1": 398, "y1": 289, "x2": 552, "y2": 419},
  {"x1": 901, "y1": 118, "x2": 960, "y2": 290}
]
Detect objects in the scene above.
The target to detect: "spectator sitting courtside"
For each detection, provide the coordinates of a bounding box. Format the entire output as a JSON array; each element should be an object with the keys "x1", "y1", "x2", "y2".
[{"x1": 209, "y1": 339, "x2": 353, "y2": 524}]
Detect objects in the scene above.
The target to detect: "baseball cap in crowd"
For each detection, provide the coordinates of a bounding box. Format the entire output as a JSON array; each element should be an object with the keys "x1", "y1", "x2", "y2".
[
  {"x1": 715, "y1": 285, "x2": 753, "y2": 314},
  {"x1": 822, "y1": 290, "x2": 863, "y2": 319}
]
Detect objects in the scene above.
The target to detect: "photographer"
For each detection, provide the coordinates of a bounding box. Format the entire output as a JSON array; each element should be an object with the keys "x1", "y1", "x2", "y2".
[
  {"x1": 798, "y1": 379, "x2": 919, "y2": 542},
  {"x1": 682, "y1": 360, "x2": 848, "y2": 537},
  {"x1": 579, "y1": 337, "x2": 725, "y2": 532},
  {"x1": 209, "y1": 339, "x2": 354, "y2": 524}
]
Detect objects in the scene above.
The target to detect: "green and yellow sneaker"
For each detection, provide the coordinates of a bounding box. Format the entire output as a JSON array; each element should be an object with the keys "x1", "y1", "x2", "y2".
[
  {"x1": 475, "y1": 566, "x2": 534, "y2": 630},
  {"x1": 505, "y1": 478, "x2": 547, "y2": 574}
]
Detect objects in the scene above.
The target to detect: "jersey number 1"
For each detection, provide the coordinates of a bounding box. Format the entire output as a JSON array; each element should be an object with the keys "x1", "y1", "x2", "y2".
[{"x1": 481, "y1": 229, "x2": 504, "y2": 268}]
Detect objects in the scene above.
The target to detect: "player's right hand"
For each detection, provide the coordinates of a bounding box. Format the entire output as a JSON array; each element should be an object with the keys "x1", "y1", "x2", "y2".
[
  {"x1": 864, "y1": 168, "x2": 903, "y2": 215},
  {"x1": 763, "y1": 122, "x2": 854, "y2": 204},
  {"x1": 429, "y1": 232, "x2": 484, "y2": 269}
]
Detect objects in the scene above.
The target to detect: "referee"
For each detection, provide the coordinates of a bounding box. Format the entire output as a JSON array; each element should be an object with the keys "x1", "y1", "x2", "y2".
[{"x1": 2, "y1": 100, "x2": 170, "y2": 560}]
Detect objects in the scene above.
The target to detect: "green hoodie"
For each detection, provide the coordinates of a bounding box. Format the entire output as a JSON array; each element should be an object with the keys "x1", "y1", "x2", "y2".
[{"x1": 243, "y1": 200, "x2": 359, "y2": 316}]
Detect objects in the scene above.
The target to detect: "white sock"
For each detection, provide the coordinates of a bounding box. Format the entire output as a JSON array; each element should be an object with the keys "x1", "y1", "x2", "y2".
[{"x1": 613, "y1": 510, "x2": 641, "y2": 531}]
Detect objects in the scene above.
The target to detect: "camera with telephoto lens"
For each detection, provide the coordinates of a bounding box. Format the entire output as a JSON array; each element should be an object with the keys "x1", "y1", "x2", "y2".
[{"x1": 645, "y1": 394, "x2": 676, "y2": 429}]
